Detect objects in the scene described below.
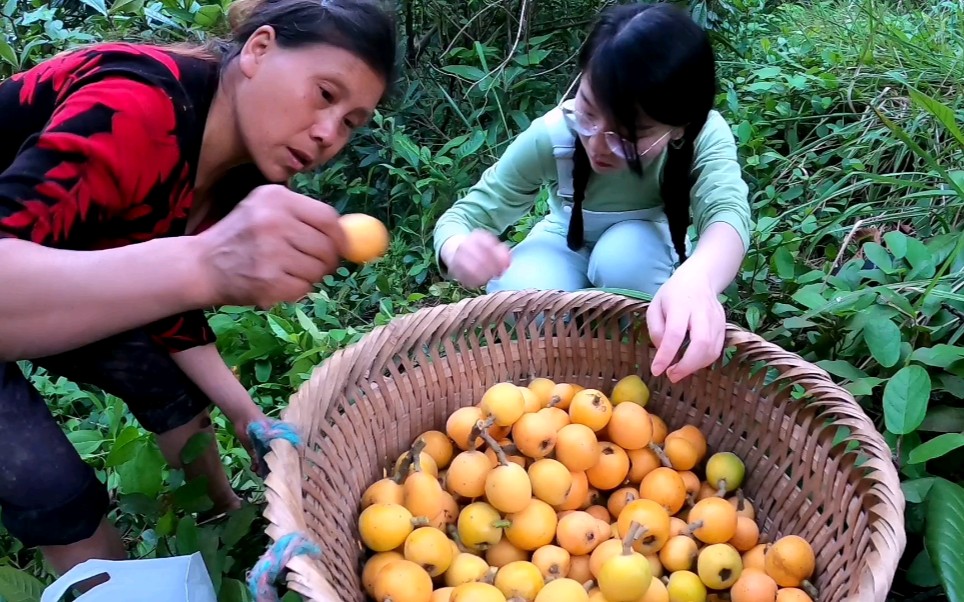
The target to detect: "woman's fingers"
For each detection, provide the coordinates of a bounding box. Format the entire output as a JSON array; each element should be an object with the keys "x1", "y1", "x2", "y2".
[
  {"x1": 666, "y1": 301, "x2": 726, "y2": 382},
  {"x1": 651, "y1": 302, "x2": 688, "y2": 377}
]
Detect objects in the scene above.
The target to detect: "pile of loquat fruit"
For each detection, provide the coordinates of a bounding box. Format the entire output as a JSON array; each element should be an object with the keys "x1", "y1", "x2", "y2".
[{"x1": 358, "y1": 376, "x2": 818, "y2": 602}]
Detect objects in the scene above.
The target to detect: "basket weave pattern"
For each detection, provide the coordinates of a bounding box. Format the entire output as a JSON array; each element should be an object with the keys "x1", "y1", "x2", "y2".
[{"x1": 260, "y1": 290, "x2": 906, "y2": 602}]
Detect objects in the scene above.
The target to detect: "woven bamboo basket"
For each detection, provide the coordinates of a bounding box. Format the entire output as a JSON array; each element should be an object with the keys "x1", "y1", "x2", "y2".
[{"x1": 257, "y1": 289, "x2": 905, "y2": 602}]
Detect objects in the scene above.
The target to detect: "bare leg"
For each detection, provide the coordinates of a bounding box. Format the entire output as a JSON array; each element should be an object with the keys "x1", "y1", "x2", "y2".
[
  {"x1": 155, "y1": 410, "x2": 241, "y2": 513},
  {"x1": 40, "y1": 517, "x2": 127, "y2": 591}
]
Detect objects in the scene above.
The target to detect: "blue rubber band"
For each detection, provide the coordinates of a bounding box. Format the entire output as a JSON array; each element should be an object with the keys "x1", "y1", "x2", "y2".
[
  {"x1": 244, "y1": 419, "x2": 317, "y2": 600},
  {"x1": 248, "y1": 532, "x2": 322, "y2": 602},
  {"x1": 247, "y1": 418, "x2": 304, "y2": 477}
]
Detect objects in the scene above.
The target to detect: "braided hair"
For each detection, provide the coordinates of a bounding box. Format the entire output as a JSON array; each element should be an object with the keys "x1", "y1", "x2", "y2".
[{"x1": 565, "y1": 2, "x2": 717, "y2": 263}]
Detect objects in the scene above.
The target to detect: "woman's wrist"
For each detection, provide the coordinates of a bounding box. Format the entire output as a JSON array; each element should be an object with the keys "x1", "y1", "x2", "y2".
[
  {"x1": 683, "y1": 222, "x2": 746, "y2": 294},
  {"x1": 439, "y1": 234, "x2": 467, "y2": 269},
  {"x1": 171, "y1": 344, "x2": 262, "y2": 426}
]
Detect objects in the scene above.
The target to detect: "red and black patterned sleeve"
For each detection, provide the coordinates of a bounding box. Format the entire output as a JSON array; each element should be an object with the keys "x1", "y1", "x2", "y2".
[
  {"x1": 0, "y1": 45, "x2": 217, "y2": 352},
  {"x1": 0, "y1": 47, "x2": 187, "y2": 247}
]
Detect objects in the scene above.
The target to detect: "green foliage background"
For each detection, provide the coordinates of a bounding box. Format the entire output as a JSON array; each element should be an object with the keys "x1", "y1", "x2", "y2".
[{"x1": 1, "y1": 0, "x2": 963, "y2": 600}]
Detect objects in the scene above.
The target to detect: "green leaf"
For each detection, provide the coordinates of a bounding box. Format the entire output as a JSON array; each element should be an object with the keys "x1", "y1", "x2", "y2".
[
  {"x1": 791, "y1": 285, "x2": 828, "y2": 310},
  {"x1": 921, "y1": 406, "x2": 964, "y2": 433},
  {"x1": 863, "y1": 242, "x2": 894, "y2": 273},
  {"x1": 0, "y1": 566, "x2": 45, "y2": 602},
  {"x1": 909, "y1": 434, "x2": 964, "y2": 464},
  {"x1": 118, "y1": 493, "x2": 161, "y2": 518},
  {"x1": 903, "y1": 477, "x2": 936, "y2": 503},
  {"x1": 106, "y1": 426, "x2": 144, "y2": 467},
  {"x1": 816, "y1": 360, "x2": 867, "y2": 381},
  {"x1": 176, "y1": 515, "x2": 200, "y2": 556},
  {"x1": 193, "y1": 4, "x2": 222, "y2": 28},
  {"x1": 109, "y1": 0, "x2": 145, "y2": 13},
  {"x1": 844, "y1": 377, "x2": 884, "y2": 396},
  {"x1": 219, "y1": 578, "x2": 253, "y2": 602},
  {"x1": 157, "y1": 510, "x2": 178, "y2": 537},
  {"x1": 0, "y1": 38, "x2": 17, "y2": 68},
  {"x1": 67, "y1": 429, "x2": 105, "y2": 456},
  {"x1": 441, "y1": 64, "x2": 486, "y2": 81},
  {"x1": 294, "y1": 307, "x2": 324, "y2": 344},
  {"x1": 907, "y1": 549, "x2": 941, "y2": 588},
  {"x1": 180, "y1": 432, "x2": 214, "y2": 465},
  {"x1": 745, "y1": 306, "x2": 762, "y2": 331},
  {"x1": 884, "y1": 231, "x2": 909, "y2": 259},
  {"x1": 456, "y1": 130, "x2": 486, "y2": 159},
  {"x1": 772, "y1": 245, "x2": 796, "y2": 279},
  {"x1": 221, "y1": 503, "x2": 259, "y2": 547},
  {"x1": 255, "y1": 360, "x2": 272, "y2": 383},
  {"x1": 80, "y1": 0, "x2": 108, "y2": 15},
  {"x1": 172, "y1": 478, "x2": 215, "y2": 514},
  {"x1": 910, "y1": 87, "x2": 964, "y2": 148},
  {"x1": 906, "y1": 237, "x2": 935, "y2": 276},
  {"x1": 925, "y1": 478, "x2": 964, "y2": 602},
  {"x1": 863, "y1": 318, "x2": 902, "y2": 368},
  {"x1": 391, "y1": 133, "x2": 421, "y2": 168},
  {"x1": 883, "y1": 365, "x2": 931, "y2": 435},
  {"x1": 116, "y1": 440, "x2": 165, "y2": 498},
  {"x1": 911, "y1": 345, "x2": 964, "y2": 369},
  {"x1": 265, "y1": 314, "x2": 295, "y2": 342}
]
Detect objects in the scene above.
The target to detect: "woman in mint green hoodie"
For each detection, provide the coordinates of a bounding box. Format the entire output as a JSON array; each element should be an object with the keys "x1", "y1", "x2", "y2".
[{"x1": 434, "y1": 2, "x2": 751, "y2": 382}]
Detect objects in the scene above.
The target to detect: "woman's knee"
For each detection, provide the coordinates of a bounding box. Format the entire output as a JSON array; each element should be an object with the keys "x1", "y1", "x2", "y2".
[
  {"x1": 588, "y1": 220, "x2": 677, "y2": 294},
  {"x1": 0, "y1": 363, "x2": 109, "y2": 548},
  {"x1": 486, "y1": 231, "x2": 590, "y2": 293}
]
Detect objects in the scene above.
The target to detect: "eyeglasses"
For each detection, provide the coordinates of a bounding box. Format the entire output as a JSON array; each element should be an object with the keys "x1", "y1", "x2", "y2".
[{"x1": 561, "y1": 105, "x2": 671, "y2": 161}]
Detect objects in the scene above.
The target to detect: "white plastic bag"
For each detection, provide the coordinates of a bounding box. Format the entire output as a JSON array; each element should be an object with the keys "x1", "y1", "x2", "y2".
[{"x1": 41, "y1": 552, "x2": 217, "y2": 602}]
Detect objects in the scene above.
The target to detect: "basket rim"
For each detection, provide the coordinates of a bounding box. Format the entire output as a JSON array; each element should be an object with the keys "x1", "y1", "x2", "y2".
[{"x1": 259, "y1": 288, "x2": 907, "y2": 602}]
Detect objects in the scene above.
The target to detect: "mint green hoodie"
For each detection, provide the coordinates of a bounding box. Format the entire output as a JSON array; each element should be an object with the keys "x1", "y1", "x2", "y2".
[{"x1": 433, "y1": 102, "x2": 751, "y2": 264}]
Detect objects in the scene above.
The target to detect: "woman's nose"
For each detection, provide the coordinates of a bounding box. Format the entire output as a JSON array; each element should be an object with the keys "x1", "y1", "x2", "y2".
[
  {"x1": 587, "y1": 132, "x2": 609, "y2": 155},
  {"x1": 309, "y1": 114, "x2": 339, "y2": 146}
]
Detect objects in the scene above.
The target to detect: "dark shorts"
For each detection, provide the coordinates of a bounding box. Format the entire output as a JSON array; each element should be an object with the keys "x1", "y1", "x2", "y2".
[{"x1": 0, "y1": 329, "x2": 211, "y2": 548}]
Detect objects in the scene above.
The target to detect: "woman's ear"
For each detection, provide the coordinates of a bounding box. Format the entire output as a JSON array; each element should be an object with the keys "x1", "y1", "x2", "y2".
[{"x1": 238, "y1": 25, "x2": 277, "y2": 79}]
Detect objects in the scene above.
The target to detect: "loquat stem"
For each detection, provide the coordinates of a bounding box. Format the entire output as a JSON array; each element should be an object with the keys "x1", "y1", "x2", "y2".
[
  {"x1": 468, "y1": 422, "x2": 482, "y2": 451},
  {"x1": 716, "y1": 479, "x2": 728, "y2": 498},
  {"x1": 501, "y1": 441, "x2": 523, "y2": 456},
  {"x1": 392, "y1": 455, "x2": 413, "y2": 484},
  {"x1": 549, "y1": 394, "x2": 562, "y2": 407},
  {"x1": 481, "y1": 567, "x2": 497, "y2": 585},
  {"x1": 582, "y1": 580, "x2": 595, "y2": 593},
  {"x1": 492, "y1": 519, "x2": 512, "y2": 529},
  {"x1": 802, "y1": 579, "x2": 820, "y2": 600},
  {"x1": 683, "y1": 519, "x2": 704, "y2": 538},
  {"x1": 410, "y1": 437, "x2": 427, "y2": 473},
  {"x1": 446, "y1": 524, "x2": 472, "y2": 553},
  {"x1": 647, "y1": 442, "x2": 673, "y2": 468},
  {"x1": 411, "y1": 517, "x2": 430, "y2": 528},
  {"x1": 480, "y1": 416, "x2": 496, "y2": 430},
  {"x1": 478, "y1": 422, "x2": 510, "y2": 466},
  {"x1": 622, "y1": 521, "x2": 647, "y2": 555}
]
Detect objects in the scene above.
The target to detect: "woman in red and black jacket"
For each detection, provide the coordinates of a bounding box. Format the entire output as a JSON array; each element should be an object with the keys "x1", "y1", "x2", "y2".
[{"x1": 0, "y1": 0, "x2": 396, "y2": 576}]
